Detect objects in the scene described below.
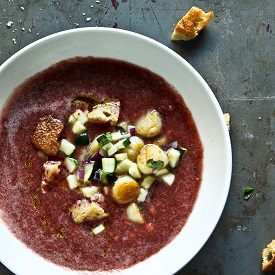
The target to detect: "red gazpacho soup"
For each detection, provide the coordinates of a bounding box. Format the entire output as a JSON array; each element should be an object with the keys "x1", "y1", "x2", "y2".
[{"x1": 0, "y1": 57, "x2": 203, "y2": 272}]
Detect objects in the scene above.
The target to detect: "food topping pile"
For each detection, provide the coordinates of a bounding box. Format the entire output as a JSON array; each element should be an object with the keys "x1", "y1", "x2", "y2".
[{"x1": 32, "y1": 98, "x2": 187, "y2": 235}]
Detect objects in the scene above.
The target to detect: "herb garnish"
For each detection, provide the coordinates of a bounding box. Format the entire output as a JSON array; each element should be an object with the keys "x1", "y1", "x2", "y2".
[
  {"x1": 146, "y1": 159, "x2": 164, "y2": 169},
  {"x1": 244, "y1": 187, "x2": 254, "y2": 200}
]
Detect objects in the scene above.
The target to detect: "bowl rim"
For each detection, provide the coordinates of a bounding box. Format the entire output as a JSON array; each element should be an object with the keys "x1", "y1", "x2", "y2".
[{"x1": 0, "y1": 27, "x2": 232, "y2": 275}]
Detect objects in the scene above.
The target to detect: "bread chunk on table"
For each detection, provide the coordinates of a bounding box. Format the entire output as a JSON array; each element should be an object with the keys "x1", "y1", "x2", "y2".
[
  {"x1": 171, "y1": 6, "x2": 213, "y2": 41},
  {"x1": 262, "y1": 240, "x2": 275, "y2": 271}
]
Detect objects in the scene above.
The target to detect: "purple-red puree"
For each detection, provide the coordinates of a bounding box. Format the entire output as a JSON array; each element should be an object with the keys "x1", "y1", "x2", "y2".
[{"x1": 0, "y1": 57, "x2": 203, "y2": 272}]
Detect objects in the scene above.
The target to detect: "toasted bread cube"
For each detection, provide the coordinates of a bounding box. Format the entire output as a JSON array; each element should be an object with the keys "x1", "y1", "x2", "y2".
[
  {"x1": 171, "y1": 6, "x2": 213, "y2": 41},
  {"x1": 70, "y1": 199, "x2": 108, "y2": 224},
  {"x1": 88, "y1": 100, "x2": 120, "y2": 126},
  {"x1": 43, "y1": 161, "x2": 61, "y2": 182},
  {"x1": 32, "y1": 115, "x2": 64, "y2": 156},
  {"x1": 262, "y1": 240, "x2": 275, "y2": 271}
]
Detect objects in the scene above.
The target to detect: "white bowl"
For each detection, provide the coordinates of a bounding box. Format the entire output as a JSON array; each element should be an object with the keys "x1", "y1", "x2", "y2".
[{"x1": 0, "y1": 27, "x2": 232, "y2": 275}]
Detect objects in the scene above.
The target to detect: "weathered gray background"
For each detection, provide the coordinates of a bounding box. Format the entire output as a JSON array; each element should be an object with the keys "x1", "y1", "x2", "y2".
[{"x1": 0, "y1": 0, "x2": 274, "y2": 274}]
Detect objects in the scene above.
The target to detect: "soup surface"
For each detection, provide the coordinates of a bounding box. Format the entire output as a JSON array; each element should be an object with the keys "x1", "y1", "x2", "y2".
[{"x1": 0, "y1": 57, "x2": 203, "y2": 272}]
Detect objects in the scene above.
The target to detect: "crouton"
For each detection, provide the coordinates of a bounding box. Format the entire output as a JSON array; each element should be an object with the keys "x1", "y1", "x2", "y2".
[
  {"x1": 262, "y1": 240, "x2": 275, "y2": 271},
  {"x1": 32, "y1": 115, "x2": 64, "y2": 156},
  {"x1": 69, "y1": 199, "x2": 108, "y2": 224},
  {"x1": 171, "y1": 6, "x2": 213, "y2": 41},
  {"x1": 43, "y1": 161, "x2": 61, "y2": 181},
  {"x1": 87, "y1": 99, "x2": 120, "y2": 126}
]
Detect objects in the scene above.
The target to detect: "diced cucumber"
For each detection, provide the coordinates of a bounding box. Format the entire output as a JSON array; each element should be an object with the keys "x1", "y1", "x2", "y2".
[
  {"x1": 74, "y1": 132, "x2": 89, "y2": 146},
  {"x1": 154, "y1": 167, "x2": 169, "y2": 177},
  {"x1": 140, "y1": 176, "x2": 156, "y2": 190},
  {"x1": 111, "y1": 131, "x2": 122, "y2": 142},
  {"x1": 97, "y1": 133, "x2": 112, "y2": 148},
  {"x1": 60, "y1": 139, "x2": 76, "y2": 156},
  {"x1": 126, "y1": 203, "x2": 144, "y2": 223},
  {"x1": 177, "y1": 147, "x2": 187, "y2": 158},
  {"x1": 137, "y1": 188, "x2": 148, "y2": 202},
  {"x1": 66, "y1": 174, "x2": 81, "y2": 189},
  {"x1": 161, "y1": 173, "x2": 175, "y2": 186},
  {"x1": 64, "y1": 157, "x2": 79, "y2": 173},
  {"x1": 114, "y1": 153, "x2": 128, "y2": 161},
  {"x1": 77, "y1": 111, "x2": 88, "y2": 124},
  {"x1": 80, "y1": 186, "x2": 99, "y2": 197},
  {"x1": 167, "y1": 148, "x2": 181, "y2": 168},
  {"x1": 102, "y1": 142, "x2": 113, "y2": 151},
  {"x1": 115, "y1": 162, "x2": 128, "y2": 174},
  {"x1": 84, "y1": 162, "x2": 95, "y2": 182},
  {"x1": 72, "y1": 120, "x2": 87, "y2": 134},
  {"x1": 123, "y1": 138, "x2": 131, "y2": 147},
  {"x1": 68, "y1": 114, "x2": 77, "y2": 125},
  {"x1": 115, "y1": 122, "x2": 128, "y2": 132},
  {"x1": 119, "y1": 158, "x2": 134, "y2": 171},
  {"x1": 102, "y1": 158, "x2": 116, "y2": 173},
  {"x1": 129, "y1": 163, "x2": 142, "y2": 179},
  {"x1": 107, "y1": 144, "x2": 118, "y2": 156},
  {"x1": 92, "y1": 223, "x2": 105, "y2": 235},
  {"x1": 73, "y1": 109, "x2": 88, "y2": 124},
  {"x1": 115, "y1": 138, "x2": 129, "y2": 150}
]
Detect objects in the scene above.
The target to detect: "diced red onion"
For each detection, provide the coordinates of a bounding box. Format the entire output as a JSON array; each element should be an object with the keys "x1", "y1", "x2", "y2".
[
  {"x1": 169, "y1": 141, "x2": 178, "y2": 149},
  {"x1": 77, "y1": 169, "x2": 85, "y2": 180},
  {"x1": 128, "y1": 125, "x2": 136, "y2": 136},
  {"x1": 91, "y1": 152, "x2": 104, "y2": 162}
]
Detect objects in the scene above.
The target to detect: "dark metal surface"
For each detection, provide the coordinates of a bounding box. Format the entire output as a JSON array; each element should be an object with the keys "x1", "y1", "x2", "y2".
[{"x1": 0, "y1": 1, "x2": 274, "y2": 274}]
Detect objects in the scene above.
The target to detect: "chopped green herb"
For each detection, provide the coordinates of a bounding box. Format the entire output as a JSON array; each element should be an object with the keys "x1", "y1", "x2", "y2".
[
  {"x1": 244, "y1": 187, "x2": 254, "y2": 200},
  {"x1": 97, "y1": 133, "x2": 113, "y2": 148},
  {"x1": 74, "y1": 132, "x2": 89, "y2": 146},
  {"x1": 146, "y1": 159, "x2": 164, "y2": 169},
  {"x1": 122, "y1": 138, "x2": 131, "y2": 147}
]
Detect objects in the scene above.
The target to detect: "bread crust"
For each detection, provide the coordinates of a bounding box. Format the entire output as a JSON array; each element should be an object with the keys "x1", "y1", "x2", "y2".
[
  {"x1": 171, "y1": 6, "x2": 213, "y2": 41},
  {"x1": 262, "y1": 240, "x2": 275, "y2": 271}
]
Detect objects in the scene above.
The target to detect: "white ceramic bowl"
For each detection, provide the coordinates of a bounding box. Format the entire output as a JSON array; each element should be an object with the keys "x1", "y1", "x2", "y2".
[{"x1": 0, "y1": 27, "x2": 232, "y2": 275}]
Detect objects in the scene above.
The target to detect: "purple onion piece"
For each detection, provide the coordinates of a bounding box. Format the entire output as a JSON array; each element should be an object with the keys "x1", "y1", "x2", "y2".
[
  {"x1": 169, "y1": 141, "x2": 178, "y2": 149},
  {"x1": 128, "y1": 125, "x2": 136, "y2": 136},
  {"x1": 77, "y1": 169, "x2": 85, "y2": 180},
  {"x1": 91, "y1": 152, "x2": 103, "y2": 162}
]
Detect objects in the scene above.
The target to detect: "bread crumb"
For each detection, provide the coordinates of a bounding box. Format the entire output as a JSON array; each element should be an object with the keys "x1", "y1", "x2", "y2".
[
  {"x1": 262, "y1": 240, "x2": 275, "y2": 271},
  {"x1": 171, "y1": 6, "x2": 213, "y2": 41},
  {"x1": 223, "y1": 113, "x2": 230, "y2": 131}
]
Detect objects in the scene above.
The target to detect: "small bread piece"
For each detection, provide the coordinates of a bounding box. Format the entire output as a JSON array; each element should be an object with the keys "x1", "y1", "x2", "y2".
[
  {"x1": 112, "y1": 175, "x2": 140, "y2": 204},
  {"x1": 262, "y1": 240, "x2": 275, "y2": 271},
  {"x1": 223, "y1": 113, "x2": 230, "y2": 131},
  {"x1": 88, "y1": 99, "x2": 120, "y2": 126},
  {"x1": 70, "y1": 199, "x2": 108, "y2": 224},
  {"x1": 171, "y1": 6, "x2": 213, "y2": 41},
  {"x1": 32, "y1": 115, "x2": 64, "y2": 156}
]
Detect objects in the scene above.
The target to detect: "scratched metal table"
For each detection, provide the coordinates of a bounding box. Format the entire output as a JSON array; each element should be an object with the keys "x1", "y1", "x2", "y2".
[{"x1": 0, "y1": 1, "x2": 274, "y2": 274}]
